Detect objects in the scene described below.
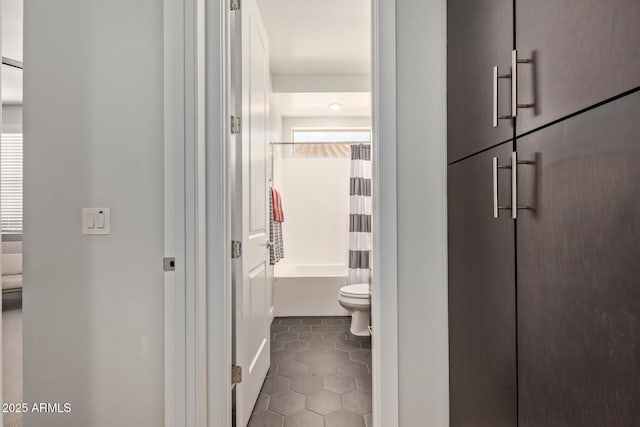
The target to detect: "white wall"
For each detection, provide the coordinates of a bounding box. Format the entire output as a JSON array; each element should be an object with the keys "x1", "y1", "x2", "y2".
[
  {"x1": 395, "y1": 0, "x2": 449, "y2": 425},
  {"x1": 281, "y1": 116, "x2": 371, "y2": 140},
  {"x1": 1, "y1": 104, "x2": 22, "y2": 133},
  {"x1": 23, "y1": 1, "x2": 164, "y2": 426}
]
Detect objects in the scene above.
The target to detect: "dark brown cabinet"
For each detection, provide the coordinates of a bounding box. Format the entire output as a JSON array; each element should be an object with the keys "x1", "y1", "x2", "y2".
[
  {"x1": 516, "y1": 91, "x2": 640, "y2": 427},
  {"x1": 447, "y1": 0, "x2": 513, "y2": 163},
  {"x1": 448, "y1": 1, "x2": 640, "y2": 425},
  {"x1": 448, "y1": 142, "x2": 517, "y2": 427},
  {"x1": 515, "y1": 0, "x2": 640, "y2": 134}
]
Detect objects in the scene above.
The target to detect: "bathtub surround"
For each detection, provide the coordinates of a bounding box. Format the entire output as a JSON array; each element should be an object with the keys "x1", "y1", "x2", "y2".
[
  {"x1": 274, "y1": 265, "x2": 349, "y2": 317},
  {"x1": 348, "y1": 144, "x2": 372, "y2": 285},
  {"x1": 273, "y1": 153, "x2": 350, "y2": 269},
  {"x1": 249, "y1": 316, "x2": 372, "y2": 427}
]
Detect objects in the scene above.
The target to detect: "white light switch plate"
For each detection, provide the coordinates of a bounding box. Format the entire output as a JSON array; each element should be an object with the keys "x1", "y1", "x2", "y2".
[{"x1": 82, "y1": 208, "x2": 111, "y2": 235}]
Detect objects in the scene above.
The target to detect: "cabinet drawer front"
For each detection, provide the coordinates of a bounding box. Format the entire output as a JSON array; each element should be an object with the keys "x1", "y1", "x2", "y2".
[
  {"x1": 448, "y1": 142, "x2": 517, "y2": 427},
  {"x1": 517, "y1": 91, "x2": 640, "y2": 427},
  {"x1": 448, "y1": 0, "x2": 513, "y2": 162},
  {"x1": 516, "y1": 0, "x2": 640, "y2": 134}
]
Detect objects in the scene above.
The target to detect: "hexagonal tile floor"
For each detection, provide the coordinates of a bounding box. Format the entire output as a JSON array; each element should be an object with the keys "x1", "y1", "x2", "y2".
[{"x1": 248, "y1": 317, "x2": 372, "y2": 427}]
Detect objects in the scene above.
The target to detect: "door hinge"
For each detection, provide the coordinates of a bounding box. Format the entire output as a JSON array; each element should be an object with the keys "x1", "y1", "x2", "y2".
[
  {"x1": 163, "y1": 257, "x2": 176, "y2": 272},
  {"x1": 230, "y1": 0, "x2": 241, "y2": 11},
  {"x1": 230, "y1": 115, "x2": 241, "y2": 135},
  {"x1": 231, "y1": 240, "x2": 242, "y2": 259},
  {"x1": 232, "y1": 365, "x2": 243, "y2": 384}
]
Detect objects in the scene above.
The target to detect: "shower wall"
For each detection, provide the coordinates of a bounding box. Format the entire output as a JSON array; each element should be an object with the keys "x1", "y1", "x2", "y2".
[{"x1": 274, "y1": 155, "x2": 350, "y2": 270}]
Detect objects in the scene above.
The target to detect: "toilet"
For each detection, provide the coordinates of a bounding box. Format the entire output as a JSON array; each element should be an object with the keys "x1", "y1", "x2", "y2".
[{"x1": 338, "y1": 284, "x2": 371, "y2": 336}]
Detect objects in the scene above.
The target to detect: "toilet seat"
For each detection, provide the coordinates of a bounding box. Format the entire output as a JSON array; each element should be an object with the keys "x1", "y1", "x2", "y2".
[{"x1": 339, "y1": 284, "x2": 370, "y2": 298}]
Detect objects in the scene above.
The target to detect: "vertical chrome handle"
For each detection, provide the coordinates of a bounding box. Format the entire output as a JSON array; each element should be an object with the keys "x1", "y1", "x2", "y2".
[
  {"x1": 511, "y1": 152, "x2": 518, "y2": 219},
  {"x1": 493, "y1": 66, "x2": 512, "y2": 127},
  {"x1": 493, "y1": 157, "x2": 499, "y2": 218},
  {"x1": 511, "y1": 49, "x2": 534, "y2": 117}
]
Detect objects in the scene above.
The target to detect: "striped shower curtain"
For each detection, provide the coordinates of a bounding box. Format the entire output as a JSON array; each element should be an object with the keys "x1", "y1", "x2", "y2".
[{"x1": 348, "y1": 144, "x2": 372, "y2": 285}]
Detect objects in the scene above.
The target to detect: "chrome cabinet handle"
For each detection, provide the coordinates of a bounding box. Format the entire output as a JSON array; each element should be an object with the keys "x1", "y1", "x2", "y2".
[
  {"x1": 493, "y1": 66, "x2": 512, "y2": 127},
  {"x1": 493, "y1": 157, "x2": 511, "y2": 218},
  {"x1": 511, "y1": 152, "x2": 518, "y2": 219},
  {"x1": 495, "y1": 153, "x2": 534, "y2": 219},
  {"x1": 510, "y1": 151, "x2": 536, "y2": 219},
  {"x1": 511, "y1": 49, "x2": 534, "y2": 117}
]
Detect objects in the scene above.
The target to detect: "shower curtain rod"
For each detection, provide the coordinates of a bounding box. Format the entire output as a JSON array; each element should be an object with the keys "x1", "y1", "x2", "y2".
[
  {"x1": 270, "y1": 141, "x2": 371, "y2": 145},
  {"x1": 2, "y1": 57, "x2": 23, "y2": 70}
]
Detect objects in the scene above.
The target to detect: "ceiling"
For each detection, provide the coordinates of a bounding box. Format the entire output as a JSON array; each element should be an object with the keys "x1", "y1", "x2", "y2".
[
  {"x1": 2, "y1": 0, "x2": 23, "y2": 62},
  {"x1": 255, "y1": 0, "x2": 371, "y2": 76},
  {"x1": 2, "y1": 0, "x2": 23, "y2": 105}
]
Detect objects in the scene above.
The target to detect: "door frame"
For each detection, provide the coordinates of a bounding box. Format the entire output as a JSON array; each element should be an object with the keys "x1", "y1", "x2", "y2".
[
  {"x1": 164, "y1": 0, "x2": 399, "y2": 425},
  {"x1": 164, "y1": 0, "x2": 210, "y2": 425},
  {"x1": 0, "y1": 0, "x2": 4, "y2": 425}
]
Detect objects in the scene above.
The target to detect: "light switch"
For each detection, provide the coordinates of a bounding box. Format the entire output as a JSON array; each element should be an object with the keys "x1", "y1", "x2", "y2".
[
  {"x1": 82, "y1": 208, "x2": 111, "y2": 235},
  {"x1": 96, "y1": 211, "x2": 105, "y2": 228},
  {"x1": 86, "y1": 213, "x2": 95, "y2": 229}
]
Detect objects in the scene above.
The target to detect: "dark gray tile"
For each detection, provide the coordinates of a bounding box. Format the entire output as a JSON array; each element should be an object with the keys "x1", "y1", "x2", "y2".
[
  {"x1": 277, "y1": 361, "x2": 308, "y2": 378},
  {"x1": 295, "y1": 350, "x2": 326, "y2": 364},
  {"x1": 261, "y1": 375, "x2": 291, "y2": 396},
  {"x1": 248, "y1": 411, "x2": 284, "y2": 427},
  {"x1": 306, "y1": 390, "x2": 342, "y2": 415},
  {"x1": 268, "y1": 391, "x2": 306, "y2": 416},
  {"x1": 355, "y1": 374, "x2": 372, "y2": 393},
  {"x1": 311, "y1": 325, "x2": 333, "y2": 333},
  {"x1": 335, "y1": 340, "x2": 361, "y2": 352},
  {"x1": 308, "y1": 361, "x2": 337, "y2": 378},
  {"x1": 271, "y1": 340, "x2": 285, "y2": 352},
  {"x1": 254, "y1": 317, "x2": 371, "y2": 426},
  {"x1": 290, "y1": 374, "x2": 323, "y2": 395},
  {"x1": 349, "y1": 349, "x2": 372, "y2": 368},
  {"x1": 365, "y1": 412, "x2": 373, "y2": 427},
  {"x1": 333, "y1": 324, "x2": 351, "y2": 332},
  {"x1": 284, "y1": 409, "x2": 323, "y2": 427},
  {"x1": 271, "y1": 324, "x2": 289, "y2": 334},
  {"x1": 322, "y1": 331, "x2": 347, "y2": 342},
  {"x1": 253, "y1": 393, "x2": 269, "y2": 414},
  {"x1": 324, "y1": 374, "x2": 356, "y2": 395},
  {"x1": 284, "y1": 340, "x2": 310, "y2": 353},
  {"x1": 298, "y1": 332, "x2": 323, "y2": 342},
  {"x1": 280, "y1": 318, "x2": 303, "y2": 326},
  {"x1": 271, "y1": 350, "x2": 295, "y2": 364},
  {"x1": 288, "y1": 325, "x2": 311, "y2": 334},
  {"x1": 337, "y1": 361, "x2": 369, "y2": 379},
  {"x1": 323, "y1": 350, "x2": 350, "y2": 363},
  {"x1": 267, "y1": 364, "x2": 278, "y2": 377},
  {"x1": 309, "y1": 340, "x2": 336, "y2": 352},
  {"x1": 342, "y1": 389, "x2": 372, "y2": 415},
  {"x1": 275, "y1": 332, "x2": 298, "y2": 343},
  {"x1": 325, "y1": 409, "x2": 366, "y2": 427}
]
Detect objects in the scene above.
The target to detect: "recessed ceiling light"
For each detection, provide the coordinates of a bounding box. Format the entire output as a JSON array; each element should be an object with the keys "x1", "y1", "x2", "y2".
[{"x1": 329, "y1": 103, "x2": 342, "y2": 111}]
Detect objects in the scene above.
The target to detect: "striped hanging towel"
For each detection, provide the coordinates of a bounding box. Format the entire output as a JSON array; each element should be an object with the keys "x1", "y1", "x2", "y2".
[
  {"x1": 348, "y1": 144, "x2": 372, "y2": 285},
  {"x1": 269, "y1": 187, "x2": 285, "y2": 265}
]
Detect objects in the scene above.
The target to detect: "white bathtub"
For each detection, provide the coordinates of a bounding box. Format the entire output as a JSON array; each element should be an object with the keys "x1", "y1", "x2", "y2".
[{"x1": 273, "y1": 264, "x2": 349, "y2": 317}]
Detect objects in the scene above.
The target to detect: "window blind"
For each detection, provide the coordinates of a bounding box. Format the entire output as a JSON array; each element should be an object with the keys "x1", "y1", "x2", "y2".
[{"x1": 1, "y1": 133, "x2": 23, "y2": 234}]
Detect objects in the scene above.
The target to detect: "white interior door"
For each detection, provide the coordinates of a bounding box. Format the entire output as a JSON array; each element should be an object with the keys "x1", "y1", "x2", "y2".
[{"x1": 233, "y1": 0, "x2": 271, "y2": 424}]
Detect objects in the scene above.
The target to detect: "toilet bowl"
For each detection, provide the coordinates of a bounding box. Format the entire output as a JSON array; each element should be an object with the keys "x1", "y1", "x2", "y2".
[{"x1": 338, "y1": 284, "x2": 371, "y2": 336}]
